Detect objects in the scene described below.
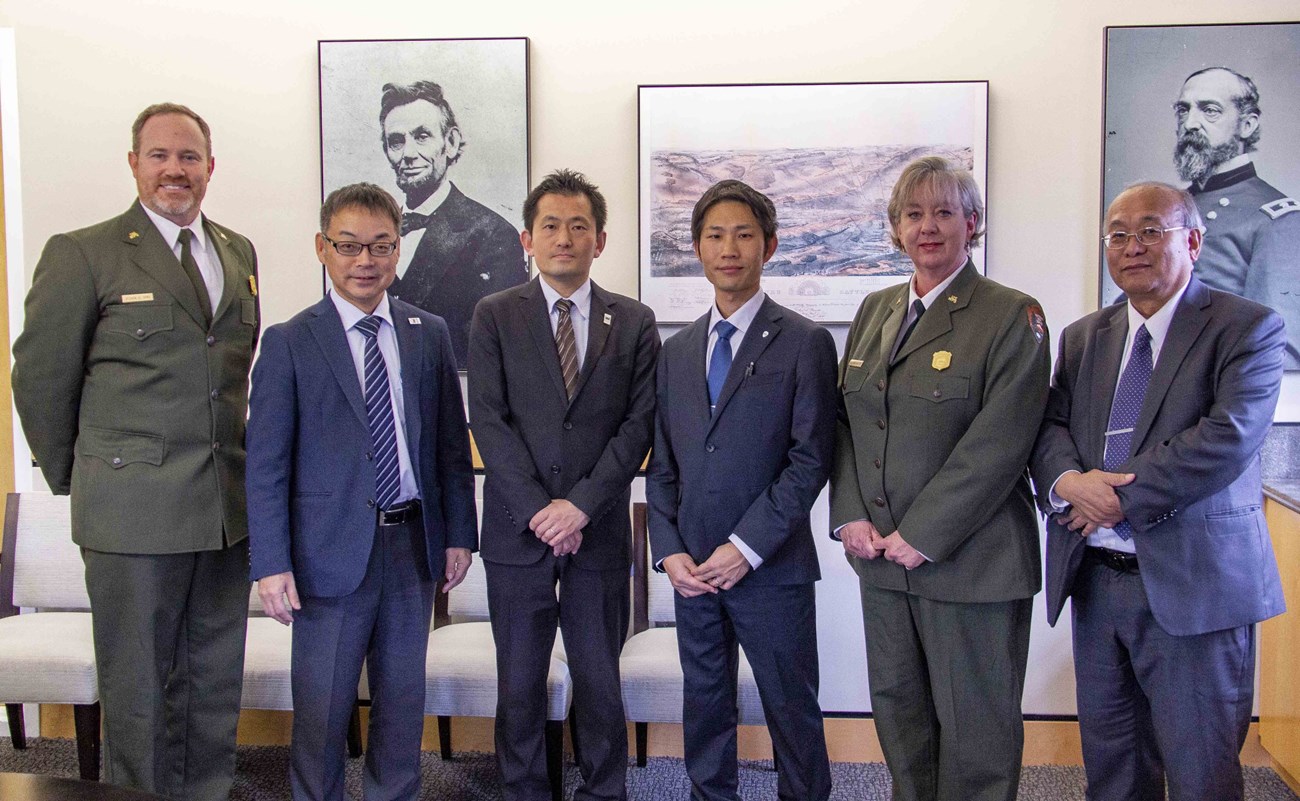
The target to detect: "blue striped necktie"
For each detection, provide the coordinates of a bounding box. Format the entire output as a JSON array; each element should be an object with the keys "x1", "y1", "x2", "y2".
[
  {"x1": 354, "y1": 315, "x2": 401, "y2": 511},
  {"x1": 1104, "y1": 324, "x2": 1152, "y2": 541}
]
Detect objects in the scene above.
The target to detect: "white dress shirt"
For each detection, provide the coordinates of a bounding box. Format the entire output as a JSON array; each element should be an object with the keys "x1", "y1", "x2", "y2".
[
  {"x1": 1049, "y1": 276, "x2": 1192, "y2": 553},
  {"x1": 707, "y1": 290, "x2": 768, "y2": 570},
  {"x1": 396, "y1": 180, "x2": 453, "y2": 280},
  {"x1": 141, "y1": 206, "x2": 224, "y2": 314},
  {"x1": 540, "y1": 278, "x2": 592, "y2": 371},
  {"x1": 329, "y1": 290, "x2": 420, "y2": 504}
]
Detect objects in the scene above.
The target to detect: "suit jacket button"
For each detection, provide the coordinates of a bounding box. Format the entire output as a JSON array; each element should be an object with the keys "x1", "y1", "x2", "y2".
[
  {"x1": 206, "y1": 335, "x2": 216, "y2": 346},
  {"x1": 112, "y1": 457, "x2": 123, "y2": 466},
  {"x1": 706, "y1": 444, "x2": 716, "y2": 453},
  {"x1": 136, "y1": 328, "x2": 145, "y2": 337},
  {"x1": 873, "y1": 497, "x2": 886, "y2": 507},
  {"x1": 210, "y1": 389, "x2": 219, "y2": 400},
  {"x1": 932, "y1": 389, "x2": 942, "y2": 398},
  {"x1": 873, "y1": 458, "x2": 881, "y2": 468},
  {"x1": 212, "y1": 442, "x2": 221, "y2": 451},
  {"x1": 367, "y1": 499, "x2": 376, "y2": 509},
  {"x1": 877, "y1": 419, "x2": 886, "y2": 430},
  {"x1": 551, "y1": 465, "x2": 561, "y2": 474},
  {"x1": 366, "y1": 451, "x2": 373, "y2": 460},
  {"x1": 876, "y1": 380, "x2": 885, "y2": 391},
  {"x1": 563, "y1": 422, "x2": 573, "y2": 430}
]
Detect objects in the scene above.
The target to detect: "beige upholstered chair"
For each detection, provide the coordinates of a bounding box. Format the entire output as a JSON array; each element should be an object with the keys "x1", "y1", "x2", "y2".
[
  {"x1": 0, "y1": 492, "x2": 100, "y2": 780},
  {"x1": 426, "y1": 549, "x2": 572, "y2": 801},
  {"x1": 620, "y1": 502, "x2": 766, "y2": 767}
]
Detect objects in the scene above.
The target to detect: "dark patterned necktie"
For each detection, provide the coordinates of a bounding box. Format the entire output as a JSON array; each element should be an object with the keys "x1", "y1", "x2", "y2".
[
  {"x1": 354, "y1": 315, "x2": 401, "y2": 511},
  {"x1": 178, "y1": 229, "x2": 213, "y2": 325},
  {"x1": 555, "y1": 299, "x2": 579, "y2": 401},
  {"x1": 1104, "y1": 324, "x2": 1152, "y2": 540},
  {"x1": 707, "y1": 320, "x2": 737, "y2": 409}
]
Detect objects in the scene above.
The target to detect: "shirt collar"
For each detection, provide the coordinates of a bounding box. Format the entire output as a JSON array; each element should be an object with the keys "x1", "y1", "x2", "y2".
[
  {"x1": 908, "y1": 263, "x2": 964, "y2": 313},
  {"x1": 540, "y1": 278, "x2": 593, "y2": 321},
  {"x1": 140, "y1": 204, "x2": 208, "y2": 252},
  {"x1": 1126, "y1": 275, "x2": 1191, "y2": 358},
  {"x1": 405, "y1": 180, "x2": 453, "y2": 216},
  {"x1": 329, "y1": 287, "x2": 394, "y2": 331},
  {"x1": 709, "y1": 290, "x2": 766, "y2": 337}
]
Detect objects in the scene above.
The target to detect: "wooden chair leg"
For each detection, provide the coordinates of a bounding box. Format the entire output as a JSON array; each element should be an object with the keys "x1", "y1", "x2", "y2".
[
  {"x1": 5, "y1": 703, "x2": 26, "y2": 749},
  {"x1": 545, "y1": 719, "x2": 564, "y2": 801},
  {"x1": 635, "y1": 721, "x2": 648, "y2": 768},
  {"x1": 73, "y1": 703, "x2": 101, "y2": 781},
  {"x1": 437, "y1": 716, "x2": 452, "y2": 760},
  {"x1": 346, "y1": 701, "x2": 363, "y2": 758}
]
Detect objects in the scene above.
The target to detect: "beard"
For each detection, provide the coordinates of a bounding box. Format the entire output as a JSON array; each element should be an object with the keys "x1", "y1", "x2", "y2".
[{"x1": 1174, "y1": 130, "x2": 1241, "y2": 184}]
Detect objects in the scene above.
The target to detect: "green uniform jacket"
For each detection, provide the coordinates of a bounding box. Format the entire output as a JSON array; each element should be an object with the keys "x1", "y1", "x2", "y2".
[
  {"x1": 830, "y1": 262, "x2": 1050, "y2": 603},
  {"x1": 12, "y1": 200, "x2": 260, "y2": 553}
]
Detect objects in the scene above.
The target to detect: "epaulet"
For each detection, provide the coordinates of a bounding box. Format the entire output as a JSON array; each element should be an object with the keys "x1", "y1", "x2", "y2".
[{"x1": 1261, "y1": 197, "x2": 1300, "y2": 220}]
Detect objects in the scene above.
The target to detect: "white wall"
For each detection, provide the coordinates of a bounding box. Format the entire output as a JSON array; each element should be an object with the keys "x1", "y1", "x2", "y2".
[{"x1": 2, "y1": 0, "x2": 1294, "y2": 714}]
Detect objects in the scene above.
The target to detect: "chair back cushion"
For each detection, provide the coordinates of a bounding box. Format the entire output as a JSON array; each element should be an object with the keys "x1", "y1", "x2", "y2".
[{"x1": 11, "y1": 493, "x2": 91, "y2": 610}]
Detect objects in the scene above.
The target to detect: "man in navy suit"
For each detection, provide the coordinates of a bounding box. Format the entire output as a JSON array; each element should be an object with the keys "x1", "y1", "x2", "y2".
[
  {"x1": 246, "y1": 183, "x2": 477, "y2": 801},
  {"x1": 469, "y1": 170, "x2": 659, "y2": 801},
  {"x1": 1032, "y1": 182, "x2": 1286, "y2": 801},
  {"x1": 646, "y1": 180, "x2": 838, "y2": 801}
]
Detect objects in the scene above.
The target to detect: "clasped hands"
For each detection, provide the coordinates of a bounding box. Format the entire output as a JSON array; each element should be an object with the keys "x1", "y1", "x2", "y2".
[
  {"x1": 1052, "y1": 469, "x2": 1135, "y2": 536},
  {"x1": 530, "y1": 499, "x2": 590, "y2": 557},
  {"x1": 663, "y1": 543, "x2": 751, "y2": 598},
  {"x1": 839, "y1": 520, "x2": 925, "y2": 570}
]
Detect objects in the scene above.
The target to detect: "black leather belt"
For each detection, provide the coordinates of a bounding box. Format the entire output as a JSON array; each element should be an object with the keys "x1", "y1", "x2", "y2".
[
  {"x1": 378, "y1": 499, "x2": 421, "y2": 526},
  {"x1": 1085, "y1": 546, "x2": 1139, "y2": 574}
]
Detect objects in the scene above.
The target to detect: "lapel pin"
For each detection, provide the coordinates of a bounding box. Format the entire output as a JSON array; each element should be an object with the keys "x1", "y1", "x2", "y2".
[
  {"x1": 128, "y1": 231, "x2": 140, "y2": 240},
  {"x1": 761, "y1": 330, "x2": 769, "y2": 338},
  {"x1": 218, "y1": 230, "x2": 228, "y2": 241},
  {"x1": 408, "y1": 317, "x2": 421, "y2": 325},
  {"x1": 947, "y1": 295, "x2": 958, "y2": 304},
  {"x1": 604, "y1": 313, "x2": 612, "y2": 325},
  {"x1": 248, "y1": 276, "x2": 258, "y2": 296},
  {"x1": 932, "y1": 351, "x2": 952, "y2": 371}
]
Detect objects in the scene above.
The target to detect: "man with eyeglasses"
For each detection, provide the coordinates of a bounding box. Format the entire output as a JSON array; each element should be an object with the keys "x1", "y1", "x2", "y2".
[
  {"x1": 246, "y1": 182, "x2": 477, "y2": 801},
  {"x1": 1172, "y1": 67, "x2": 1300, "y2": 369},
  {"x1": 1032, "y1": 182, "x2": 1286, "y2": 801}
]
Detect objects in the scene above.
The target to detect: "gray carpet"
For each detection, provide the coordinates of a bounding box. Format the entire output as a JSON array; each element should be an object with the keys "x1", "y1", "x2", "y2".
[{"x1": 2, "y1": 737, "x2": 1297, "y2": 799}]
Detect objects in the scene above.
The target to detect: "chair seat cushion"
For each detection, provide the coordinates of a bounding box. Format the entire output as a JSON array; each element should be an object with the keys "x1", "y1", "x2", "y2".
[
  {"x1": 425, "y1": 621, "x2": 571, "y2": 720},
  {"x1": 620, "y1": 627, "x2": 765, "y2": 725},
  {"x1": 0, "y1": 612, "x2": 98, "y2": 704},
  {"x1": 241, "y1": 617, "x2": 294, "y2": 710}
]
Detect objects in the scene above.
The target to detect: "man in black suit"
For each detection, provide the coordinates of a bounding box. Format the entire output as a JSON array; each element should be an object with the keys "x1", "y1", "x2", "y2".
[
  {"x1": 380, "y1": 80, "x2": 527, "y2": 367},
  {"x1": 468, "y1": 169, "x2": 659, "y2": 801},
  {"x1": 646, "y1": 180, "x2": 838, "y2": 801}
]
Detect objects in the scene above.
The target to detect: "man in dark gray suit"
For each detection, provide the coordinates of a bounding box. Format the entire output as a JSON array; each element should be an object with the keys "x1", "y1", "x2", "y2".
[
  {"x1": 12, "y1": 103, "x2": 259, "y2": 801},
  {"x1": 647, "y1": 180, "x2": 837, "y2": 801},
  {"x1": 1032, "y1": 181, "x2": 1286, "y2": 801},
  {"x1": 380, "y1": 81, "x2": 527, "y2": 367},
  {"x1": 468, "y1": 169, "x2": 659, "y2": 801}
]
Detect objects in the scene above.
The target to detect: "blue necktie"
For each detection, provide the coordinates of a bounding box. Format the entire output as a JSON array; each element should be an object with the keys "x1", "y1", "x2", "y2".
[
  {"x1": 1104, "y1": 324, "x2": 1152, "y2": 541},
  {"x1": 354, "y1": 315, "x2": 401, "y2": 512},
  {"x1": 707, "y1": 320, "x2": 737, "y2": 410}
]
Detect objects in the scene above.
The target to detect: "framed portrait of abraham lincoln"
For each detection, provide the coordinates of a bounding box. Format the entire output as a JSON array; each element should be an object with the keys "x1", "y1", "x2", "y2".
[{"x1": 319, "y1": 37, "x2": 531, "y2": 370}]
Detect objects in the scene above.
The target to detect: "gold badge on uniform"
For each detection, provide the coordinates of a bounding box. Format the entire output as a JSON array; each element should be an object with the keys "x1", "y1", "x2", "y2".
[
  {"x1": 122, "y1": 292, "x2": 154, "y2": 303},
  {"x1": 248, "y1": 276, "x2": 258, "y2": 296},
  {"x1": 848, "y1": 358, "x2": 864, "y2": 368},
  {"x1": 128, "y1": 231, "x2": 140, "y2": 240},
  {"x1": 947, "y1": 295, "x2": 958, "y2": 304},
  {"x1": 932, "y1": 351, "x2": 952, "y2": 371}
]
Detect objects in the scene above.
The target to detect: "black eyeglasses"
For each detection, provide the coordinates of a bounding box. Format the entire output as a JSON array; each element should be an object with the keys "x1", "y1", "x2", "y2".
[
  {"x1": 321, "y1": 234, "x2": 397, "y2": 257},
  {"x1": 1101, "y1": 226, "x2": 1189, "y2": 250}
]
